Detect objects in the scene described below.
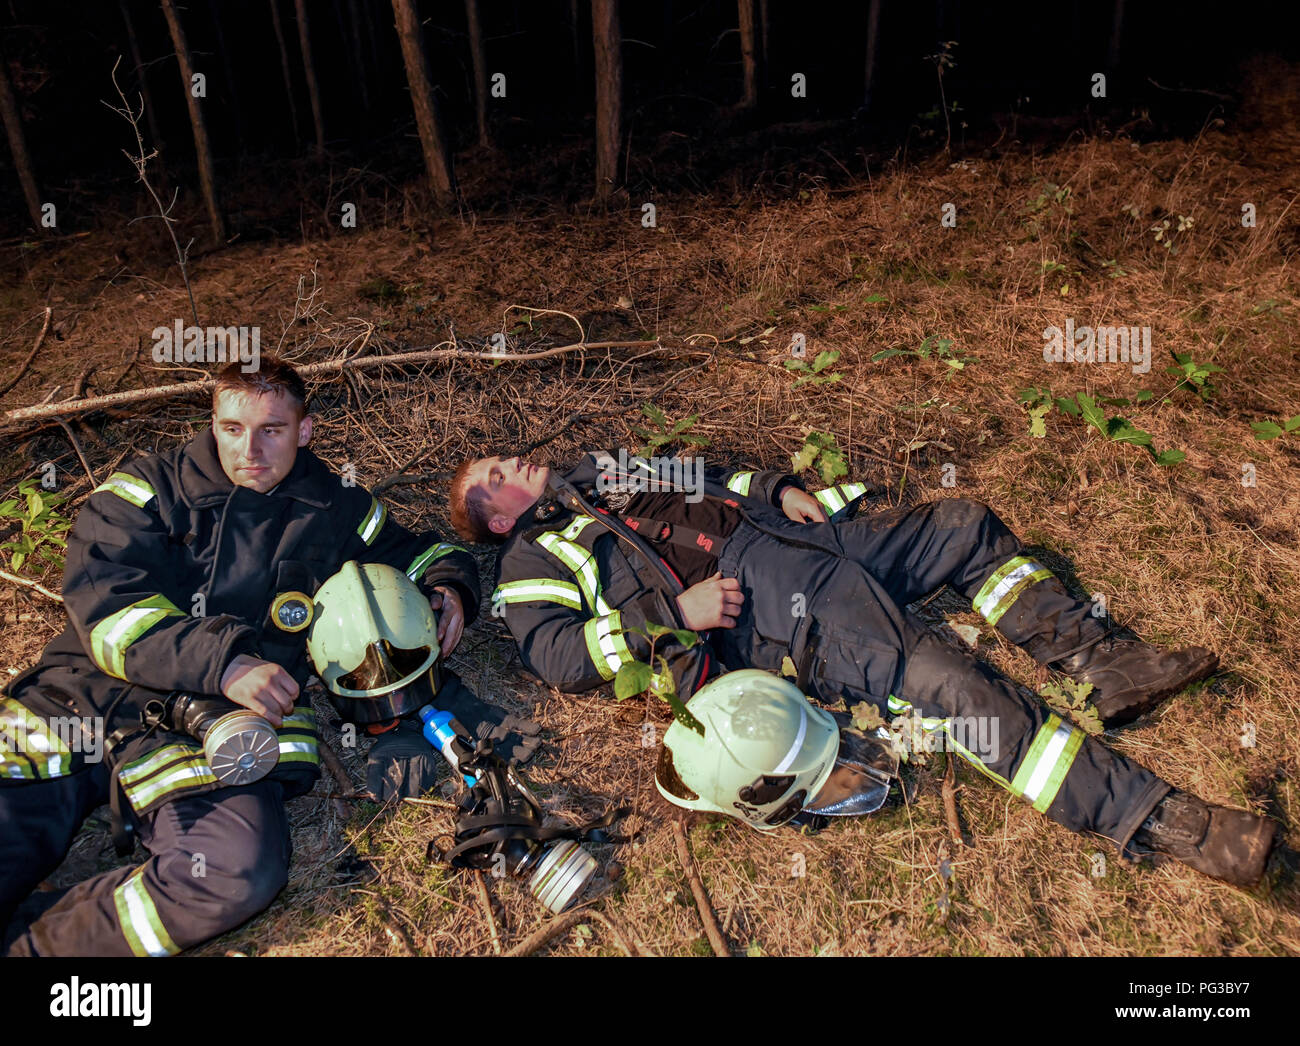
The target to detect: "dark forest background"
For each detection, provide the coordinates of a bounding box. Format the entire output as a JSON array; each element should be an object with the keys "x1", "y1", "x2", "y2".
[{"x1": 3, "y1": 0, "x2": 1298, "y2": 240}]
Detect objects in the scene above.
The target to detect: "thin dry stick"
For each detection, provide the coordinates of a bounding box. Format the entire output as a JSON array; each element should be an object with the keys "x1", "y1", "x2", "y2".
[
  {"x1": 104, "y1": 57, "x2": 199, "y2": 327},
  {"x1": 1, "y1": 340, "x2": 712, "y2": 430},
  {"x1": 56, "y1": 419, "x2": 96, "y2": 485},
  {"x1": 473, "y1": 874, "x2": 502, "y2": 955},
  {"x1": 584, "y1": 909, "x2": 639, "y2": 957},
  {"x1": 0, "y1": 307, "x2": 52, "y2": 399},
  {"x1": 941, "y1": 753, "x2": 966, "y2": 848},
  {"x1": 503, "y1": 908, "x2": 589, "y2": 957},
  {"x1": 671, "y1": 819, "x2": 730, "y2": 956},
  {"x1": 0, "y1": 568, "x2": 63, "y2": 603},
  {"x1": 317, "y1": 737, "x2": 356, "y2": 820}
]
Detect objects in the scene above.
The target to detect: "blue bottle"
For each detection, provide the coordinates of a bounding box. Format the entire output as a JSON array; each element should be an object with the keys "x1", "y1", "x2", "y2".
[{"x1": 418, "y1": 705, "x2": 478, "y2": 786}]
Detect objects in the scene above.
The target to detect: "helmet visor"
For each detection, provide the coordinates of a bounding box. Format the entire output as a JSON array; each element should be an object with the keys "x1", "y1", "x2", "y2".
[
  {"x1": 337, "y1": 639, "x2": 434, "y2": 694},
  {"x1": 655, "y1": 745, "x2": 700, "y2": 802}
]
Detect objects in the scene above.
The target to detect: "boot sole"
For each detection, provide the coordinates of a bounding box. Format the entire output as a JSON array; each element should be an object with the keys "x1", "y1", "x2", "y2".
[{"x1": 1093, "y1": 651, "x2": 1219, "y2": 727}]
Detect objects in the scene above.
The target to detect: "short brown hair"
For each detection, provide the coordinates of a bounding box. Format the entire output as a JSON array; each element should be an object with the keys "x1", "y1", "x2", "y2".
[
  {"x1": 212, "y1": 357, "x2": 307, "y2": 416},
  {"x1": 450, "y1": 459, "x2": 502, "y2": 544}
]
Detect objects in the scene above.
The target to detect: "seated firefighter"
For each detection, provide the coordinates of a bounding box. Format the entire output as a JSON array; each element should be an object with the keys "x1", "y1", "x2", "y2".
[
  {"x1": 449, "y1": 449, "x2": 1281, "y2": 888},
  {"x1": 0, "y1": 358, "x2": 482, "y2": 956}
]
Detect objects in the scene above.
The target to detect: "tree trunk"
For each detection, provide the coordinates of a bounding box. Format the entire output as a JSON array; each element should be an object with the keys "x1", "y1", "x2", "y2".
[
  {"x1": 757, "y1": 0, "x2": 768, "y2": 75},
  {"x1": 0, "y1": 53, "x2": 42, "y2": 230},
  {"x1": 268, "y1": 0, "x2": 302, "y2": 144},
  {"x1": 118, "y1": 0, "x2": 166, "y2": 160},
  {"x1": 208, "y1": 0, "x2": 245, "y2": 152},
  {"x1": 1108, "y1": 0, "x2": 1125, "y2": 67},
  {"x1": 465, "y1": 0, "x2": 490, "y2": 148},
  {"x1": 862, "y1": 0, "x2": 882, "y2": 113},
  {"x1": 293, "y1": 0, "x2": 327, "y2": 152},
  {"x1": 590, "y1": 0, "x2": 622, "y2": 203},
  {"x1": 158, "y1": 0, "x2": 225, "y2": 244},
  {"x1": 737, "y1": 0, "x2": 759, "y2": 110},
  {"x1": 390, "y1": 0, "x2": 456, "y2": 209},
  {"x1": 343, "y1": 0, "x2": 371, "y2": 113},
  {"x1": 569, "y1": 0, "x2": 583, "y2": 86}
]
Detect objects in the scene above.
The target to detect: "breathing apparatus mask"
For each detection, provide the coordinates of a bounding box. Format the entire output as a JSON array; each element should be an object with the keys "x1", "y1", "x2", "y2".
[{"x1": 429, "y1": 714, "x2": 625, "y2": 914}]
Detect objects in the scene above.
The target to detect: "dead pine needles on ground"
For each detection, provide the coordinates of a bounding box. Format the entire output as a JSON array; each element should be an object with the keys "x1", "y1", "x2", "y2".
[{"x1": 3, "y1": 69, "x2": 1300, "y2": 956}]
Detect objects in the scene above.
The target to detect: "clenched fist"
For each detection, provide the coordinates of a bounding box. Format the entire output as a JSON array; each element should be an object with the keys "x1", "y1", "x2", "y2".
[
  {"x1": 220, "y1": 654, "x2": 298, "y2": 726},
  {"x1": 675, "y1": 571, "x2": 745, "y2": 631}
]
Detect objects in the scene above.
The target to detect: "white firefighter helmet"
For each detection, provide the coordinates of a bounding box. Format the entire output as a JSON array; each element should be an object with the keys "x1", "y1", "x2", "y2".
[
  {"x1": 307, "y1": 561, "x2": 439, "y2": 705},
  {"x1": 655, "y1": 669, "x2": 839, "y2": 831}
]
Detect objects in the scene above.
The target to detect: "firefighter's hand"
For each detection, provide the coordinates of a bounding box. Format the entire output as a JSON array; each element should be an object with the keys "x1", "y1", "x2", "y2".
[
  {"x1": 676, "y1": 572, "x2": 744, "y2": 630},
  {"x1": 219, "y1": 654, "x2": 298, "y2": 726},
  {"x1": 430, "y1": 586, "x2": 464, "y2": 655},
  {"x1": 781, "y1": 487, "x2": 827, "y2": 523}
]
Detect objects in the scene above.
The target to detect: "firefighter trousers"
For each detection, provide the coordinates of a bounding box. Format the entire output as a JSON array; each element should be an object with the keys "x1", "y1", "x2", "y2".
[
  {"x1": 714, "y1": 498, "x2": 1171, "y2": 855},
  {"x1": 1, "y1": 765, "x2": 290, "y2": 956}
]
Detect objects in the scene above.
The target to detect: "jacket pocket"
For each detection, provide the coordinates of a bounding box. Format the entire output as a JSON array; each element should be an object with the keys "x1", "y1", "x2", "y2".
[{"x1": 797, "y1": 617, "x2": 900, "y2": 709}]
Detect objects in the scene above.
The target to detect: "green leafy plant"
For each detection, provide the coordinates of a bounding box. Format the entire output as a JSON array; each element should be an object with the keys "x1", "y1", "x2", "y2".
[
  {"x1": 1150, "y1": 214, "x2": 1193, "y2": 253},
  {"x1": 0, "y1": 479, "x2": 72, "y2": 573},
  {"x1": 613, "y1": 622, "x2": 705, "y2": 735},
  {"x1": 1017, "y1": 388, "x2": 1183, "y2": 465},
  {"x1": 1072, "y1": 392, "x2": 1185, "y2": 466},
  {"x1": 783, "y1": 349, "x2": 843, "y2": 387},
  {"x1": 1026, "y1": 181, "x2": 1073, "y2": 216},
  {"x1": 1037, "y1": 678, "x2": 1104, "y2": 735},
  {"x1": 633, "y1": 404, "x2": 710, "y2": 458},
  {"x1": 1164, "y1": 351, "x2": 1223, "y2": 402},
  {"x1": 1250, "y1": 414, "x2": 1300, "y2": 441},
  {"x1": 872, "y1": 335, "x2": 974, "y2": 374},
  {"x1": 791, "y1": 430, "x2": 848, "y2": 485},
  {"x1": 1016, "y1": 387, "x2": 1056, "y2": 438}
]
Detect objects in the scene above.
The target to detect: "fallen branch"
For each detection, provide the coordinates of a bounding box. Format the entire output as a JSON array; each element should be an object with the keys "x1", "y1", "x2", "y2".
[
  {"x1": 473, "y1": 874, "x2": 502, "y2": 955},
  {"x1": 942, "y1": 753, "x2": 967, "y2": 848},
  {"x1": 317, "y1": 736, "x2": 356, "y2": 820},
  {"x1": 1, "y1": 339, "x2": 712, "y2": 431},
  {"x1": 584, "y1": 909, "x2": 640, "y2": 957},
  {"x1": 503, "y1": 908, "x2": 589, "y2": 957},
  {"x1": 0, "y1": 307, "x2": 52, "y2": 399},
  {"x1": 671, "y1": 818, "x2": 730, "y2": 956},
  {"x1": 0, "y1": 569, "x2": 63, "y2": 603},
  {"x1": 57, "y1": 418, "x2": 97, "y2": 485}
]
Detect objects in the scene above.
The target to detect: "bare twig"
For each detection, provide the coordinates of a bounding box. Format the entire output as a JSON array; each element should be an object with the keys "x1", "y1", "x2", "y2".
[
  {"x1": 503, "y1": 908, "x2": 589, "y2": 956},
  {"x1": 318, "y1": 736, "x2": 356, "y2": 820},
  {"x1": 671, "y1": 819, "x2": 730, "y2": 956},
  {"x1": 473, "y1": 874, "x2": 502, "y2": 955},
  {"x1": 941, "y1": 753, "x2": 967, "y2": 848},
  {"x1": 56, "y1": 419, "x2": 96, "y2": 485},
  {"x1": 1, "y1": 339, "x2": 712, "y2": 430},
  {"x1": 0, "y1": 568, "x2": 63, "y2": 603},
  {"x1": 584, "y1": 909, "x2": 640, "y2": 957},
  {"x1": 0, "y1": 307, "x2": 52, "y2": 399},
  {"x1": 104, "y1": 57, "x2": 199, "y2": 327}
]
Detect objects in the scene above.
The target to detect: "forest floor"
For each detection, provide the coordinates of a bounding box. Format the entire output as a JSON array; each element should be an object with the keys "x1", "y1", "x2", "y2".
[{"x1": 2, "y1": 64, "x2": 1300, "y2": 956}]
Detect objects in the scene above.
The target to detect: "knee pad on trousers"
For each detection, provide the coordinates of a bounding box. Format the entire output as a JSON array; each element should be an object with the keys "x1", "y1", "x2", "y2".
[{"x1": 149, "y1": 783, "x2": 291, "y2": 945}]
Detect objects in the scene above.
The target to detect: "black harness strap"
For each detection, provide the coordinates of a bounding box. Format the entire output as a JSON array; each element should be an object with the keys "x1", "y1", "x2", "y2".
[{"x1": 619, "y1": 515, "x2": 727, "y2": 557}]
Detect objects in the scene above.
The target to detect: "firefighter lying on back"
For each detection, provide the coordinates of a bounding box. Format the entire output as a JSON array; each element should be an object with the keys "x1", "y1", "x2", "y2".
[{"x1": 448, "y1": 450, "x2": 1279, "y2": 888}]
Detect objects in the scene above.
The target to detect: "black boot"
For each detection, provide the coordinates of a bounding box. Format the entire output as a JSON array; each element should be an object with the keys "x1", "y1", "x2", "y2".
[
  {"x1": 1130, "y1": 790, "x2": 1278, "y2": 888},
  {"x1": 1051, "y1": 636, "x2": 1218, "y2": 727}
]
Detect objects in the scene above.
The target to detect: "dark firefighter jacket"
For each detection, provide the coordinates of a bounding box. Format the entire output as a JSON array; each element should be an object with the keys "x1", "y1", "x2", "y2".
[
  {"x1": 492, "y1": 449, "x2": 867, "y2": 699},
  {"x1": 0, "y1": 429, "x2": 479, "y2": 817}
]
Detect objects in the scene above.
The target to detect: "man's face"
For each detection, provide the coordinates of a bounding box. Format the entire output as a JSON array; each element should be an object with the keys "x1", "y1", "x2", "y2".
[
  {"x1": 212, "y1": 389, "x2": 312, "y2": 493},
  {"x1": 464, "y1": 455, "x2": 550, "y2": 534}
]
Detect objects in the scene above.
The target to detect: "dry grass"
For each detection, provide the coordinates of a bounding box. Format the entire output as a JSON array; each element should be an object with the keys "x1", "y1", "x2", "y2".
[{"x1": 3, "y1": 62, "x2": 1300, "y2": 956}]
